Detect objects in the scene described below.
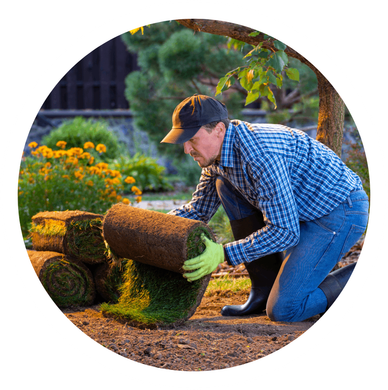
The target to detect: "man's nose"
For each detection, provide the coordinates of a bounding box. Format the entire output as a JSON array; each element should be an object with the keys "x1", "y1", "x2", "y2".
[{"x1": 183, "y1": 142, "x2": 192, "y2": 154}]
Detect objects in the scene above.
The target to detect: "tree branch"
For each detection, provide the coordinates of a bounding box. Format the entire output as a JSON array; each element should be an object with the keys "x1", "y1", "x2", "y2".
[{"x1": 177, "y1": 19, "x2": 321, "y2": 76}]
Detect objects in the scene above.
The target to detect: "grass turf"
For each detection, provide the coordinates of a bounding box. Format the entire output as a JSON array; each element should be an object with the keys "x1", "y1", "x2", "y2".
[{"x1": 100, "y1": 226, "x2": 213, "y2": 326}]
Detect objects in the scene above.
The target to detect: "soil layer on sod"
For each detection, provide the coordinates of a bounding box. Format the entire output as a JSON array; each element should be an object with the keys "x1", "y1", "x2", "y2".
[
  {"x1": 28, "y1": 250, "x2": 96, "y2": 308},
  {"x1": 31, "y1": 210, "x2": 107, "y2": 265},
  {"x1": 102, "y1": 203, "x2": 215, "y2": 273}
]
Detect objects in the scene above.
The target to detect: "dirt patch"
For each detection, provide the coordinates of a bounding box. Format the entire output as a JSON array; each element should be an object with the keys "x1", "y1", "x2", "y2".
[{"x1": 62, "y1": 291, "x2": 319, "y2": 371}]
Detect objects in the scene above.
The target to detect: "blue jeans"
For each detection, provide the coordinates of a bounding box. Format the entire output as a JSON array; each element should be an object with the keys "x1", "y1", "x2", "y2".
[{"x1": 215, "y1": 177, "x2": 369, "y2": 322}]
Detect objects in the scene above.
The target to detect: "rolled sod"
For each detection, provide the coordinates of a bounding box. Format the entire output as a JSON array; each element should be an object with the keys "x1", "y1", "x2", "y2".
[
  {"x1": 27, "y1": 250, "x2": 96, "y2": 308},
  {"x1": 102, "y1": 203, "x2": 216, "y2": 274},
  {"x1": 30, "y1": 210, "x2": 107, "y2": 265},
  {"x1": 93, "y1": 260, "x2": 128, "y2": 303},
  {"x1": 101, "y1": 204, "x2": 216, "y2": 327}
]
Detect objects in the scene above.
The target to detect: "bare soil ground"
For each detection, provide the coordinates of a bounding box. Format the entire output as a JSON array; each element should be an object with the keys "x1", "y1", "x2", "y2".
[
  {"x1": 62, "y1": 291, "x2": 319, "y2": 371},
  {"x1": 61, "y1": 239, "x2": 363, "y2": 371}
]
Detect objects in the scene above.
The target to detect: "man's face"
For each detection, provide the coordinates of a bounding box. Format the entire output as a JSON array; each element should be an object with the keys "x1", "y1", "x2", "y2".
[{"x1": 183, "y1": 125, "x2": 224, "y2": 168}]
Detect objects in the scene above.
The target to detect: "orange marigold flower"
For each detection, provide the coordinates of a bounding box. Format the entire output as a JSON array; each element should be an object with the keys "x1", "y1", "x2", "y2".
[
  {"x1": 131, "y1": 186, "x2": 142, "y2": 196},
  {"x1": 74, "y1": 171, "x2": 84, "y2": 180},
  {"x1": 110, "y1": 170, "x2": 122, "y2": 178},
  {"x1": 28, "y1": 141, "x2": 38, "y2": 149},
  {"x1": 136, "y1": 196, "x2": 142, "y2": 203},
  {"x1": 122, "y1": 198, "x2": 130, "y2": 205},
  {"x1": 68, "y1": 147, "x2": 83, "y2": 156},
  {"x1": 124, "y1": 176, "x2": 136, "y2": 184},
  {"x1": 116, "y1": 195, "x2": 122, "y2": 202},
  {"x1": 66, "y1": 157, "x2": 79, "y2": 165},
  {"x1": 56, "y1": 141, "x2": 67, "y2": 149},
  {"x1": 62, "y1": 175, "x2": 70, "y2": 179},
  {"x1": 86, "y1": 180, "x2": 94, "y2": 186},
  {"x1": 112, "y1": 178, "x2": 120, "y2": 185},
  {"x1": 95, "y1": 162, "x2": 109, "y2": 170},
  {"x1": 96, "y1": 144, "x2": 107, "y2": 153},
  {"x1": 88, "y1": 166, "x2": 102, "y2": 175},
  {"x1": 83, "y1": 142, "x2": 95, "y2": 149},
  {"x1": 105, "y1": 178, "x2": 113, "y2": 185},
  {"x1": 80, "y1": 152, "x2": 91, "y2": 160},
  {"x1": 42, "y1": 148, "x2": 54, "y2": 158}
]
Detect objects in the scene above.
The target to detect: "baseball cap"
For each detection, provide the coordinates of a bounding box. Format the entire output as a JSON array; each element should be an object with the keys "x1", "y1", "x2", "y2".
[{"x1": 160, "y1": 94, "x2": 229, "y2": 144}]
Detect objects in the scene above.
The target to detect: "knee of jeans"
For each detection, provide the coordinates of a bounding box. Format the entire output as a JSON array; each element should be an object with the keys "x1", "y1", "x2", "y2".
[{"x1": 267, "y1": 298, "x2": 297, "y2": 322}]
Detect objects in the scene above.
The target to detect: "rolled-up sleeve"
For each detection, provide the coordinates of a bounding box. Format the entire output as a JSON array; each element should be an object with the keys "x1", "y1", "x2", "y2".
[{"x1": 168, "y1": 168, "x2": 221, "y2": 224}]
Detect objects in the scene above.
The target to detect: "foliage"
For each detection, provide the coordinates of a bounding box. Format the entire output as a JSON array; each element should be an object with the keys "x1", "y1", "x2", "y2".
[
  {"x1": 111, "y1": 153, "x2": 173, "y2": 193},
  {"x1": 209, "y1": 206, "x2": 234, "y2": 245},
  {"x1": 121, "y1": 21, "x2": 246, "y2": 156},
  {"x1": 216, "y1": 34, "x2": 300, "y2": 108},
  {"x1": 345, "y1": 142, "x2": 370, "y2": 198},
  {"x1": 173, "y1": 154, "x2": 202, "y2": 187},
  {"x1": 18, "y1": 141, "x2": 140, "y2": 238},
  {"x1": 42, "y1": 117, "x2": 125, "y2": 161}
]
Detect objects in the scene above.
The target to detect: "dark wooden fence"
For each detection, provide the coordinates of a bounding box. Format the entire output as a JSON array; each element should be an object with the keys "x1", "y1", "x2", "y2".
[{"x1": 41, "y1": 35, "x2": 138, "y2": 111}]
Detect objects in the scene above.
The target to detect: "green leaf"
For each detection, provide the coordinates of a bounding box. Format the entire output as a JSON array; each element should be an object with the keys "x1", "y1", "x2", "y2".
[
  {"x1": 240, "y1": 74, "x2": 252, "y2": 91},
  {"x1": 267, "y1": 50, "x2": 288, "y2": 73},
  {"x1": 245, "y1": 91, "x2": 260, "y2": 106},
  {"x1": 276, "y1": 74, "x2": 283, "y2": 88},
  {"x1": 248, "y1": 31, "x2": 261, "y2": 37},
  {"x1": 274, "y1": 40, "x2": 287, "y2": 51},
  {"x1": 216, "y1": 76, "x2": 228, "y2": 95},
  {"x1": 285, "y1": 67, "x2": 300, "y2": 81},
  {"x1": 266, "y1": 87, "x2": 277, "y2": 108},
  {"x1": 238, "y1": 68, "x2": 249, "y2": 79},
  {"x1": 267, "y1": 71, "x2": 277, "y2": 85}
]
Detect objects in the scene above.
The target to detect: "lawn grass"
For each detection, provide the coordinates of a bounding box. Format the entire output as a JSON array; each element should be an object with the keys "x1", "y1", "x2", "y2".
[{"x1": 205, "y1": 276, "x2": 251, "y2": 296}]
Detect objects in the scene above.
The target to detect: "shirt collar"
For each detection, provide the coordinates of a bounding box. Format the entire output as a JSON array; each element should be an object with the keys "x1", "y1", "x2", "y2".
[
  {"x1": 219, "y1": 121, "x2": 236, "y2": 168},
  {"x1": 220, "y1": 122, "x2": 236, "y2": 168}
]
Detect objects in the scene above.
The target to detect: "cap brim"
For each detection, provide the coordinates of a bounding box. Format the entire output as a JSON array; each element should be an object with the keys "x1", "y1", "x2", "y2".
[{"x1": 160, "y1": 126, "x2": 201, "y2": 144}]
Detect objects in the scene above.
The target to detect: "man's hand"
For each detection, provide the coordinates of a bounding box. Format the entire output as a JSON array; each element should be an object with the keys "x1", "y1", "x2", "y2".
[{"x1": 183, "y1": 234, "x2": 224, "y2": 282}]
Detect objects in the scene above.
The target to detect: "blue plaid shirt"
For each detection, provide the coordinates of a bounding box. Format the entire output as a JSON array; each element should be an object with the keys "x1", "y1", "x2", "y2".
[{"x1": 169, "y1": 120, "x2": 363, "y2": 266}]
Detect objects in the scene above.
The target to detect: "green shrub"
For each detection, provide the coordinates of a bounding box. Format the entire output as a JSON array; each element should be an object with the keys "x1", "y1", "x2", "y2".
[
  {"x1": 111, "y1": 153, "x2": 173, "y2": 193},
  {"x1": 42, "y1": 117, "x2": 124, "y2": 161},
  {"x1": 18, "y1": 142, "x2": 139, "y2": 239}
]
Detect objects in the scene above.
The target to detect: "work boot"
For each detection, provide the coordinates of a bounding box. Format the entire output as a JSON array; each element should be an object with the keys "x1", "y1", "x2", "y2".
[
  {"x1": 318, "y1": 262, "x2": 357, "y2": 311},
  {"x1": 221, "y1": 214, "x2": 283, "y2": 316}
]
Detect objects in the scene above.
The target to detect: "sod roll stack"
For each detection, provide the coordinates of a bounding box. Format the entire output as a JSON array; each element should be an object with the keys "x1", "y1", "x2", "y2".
[
  {"x1": 101, "y1": 203, "x2": 216, "y2": 327},
  {"x1": 28, "y1": 250, "x2": 95, "y2": 308},
  {"x1": 31, "y1": 210, "x2": 106, "y2": 265}
]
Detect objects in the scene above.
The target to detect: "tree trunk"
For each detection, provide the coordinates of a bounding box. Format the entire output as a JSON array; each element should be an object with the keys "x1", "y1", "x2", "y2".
[
  {"x1": 316, "y1": 71, "x2": 345, "y2": 157},
  {"x1": 177, "y1": 19, "x2": 345, "y2": 155}
]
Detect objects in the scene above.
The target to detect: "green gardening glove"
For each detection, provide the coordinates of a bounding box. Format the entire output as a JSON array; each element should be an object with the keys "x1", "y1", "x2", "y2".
[{"x1": 183, "y1": 234, "x2": 224, "y2": 282}]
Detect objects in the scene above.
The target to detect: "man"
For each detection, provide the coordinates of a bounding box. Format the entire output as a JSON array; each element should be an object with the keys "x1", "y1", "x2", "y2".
[{"x1": 162, "y1": 94, "x2": 369, "y2": 322}]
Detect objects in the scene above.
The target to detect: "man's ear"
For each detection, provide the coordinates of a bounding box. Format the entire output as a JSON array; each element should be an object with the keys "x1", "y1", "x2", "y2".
[{"x1": 216, "y1": 122, "x2": 226, "y2": 137}]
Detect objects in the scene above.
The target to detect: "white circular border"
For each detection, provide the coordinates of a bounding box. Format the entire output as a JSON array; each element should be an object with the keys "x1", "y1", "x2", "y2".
[{"x1": 0, "y1": 0, "x2": 388, "y2": 389}]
